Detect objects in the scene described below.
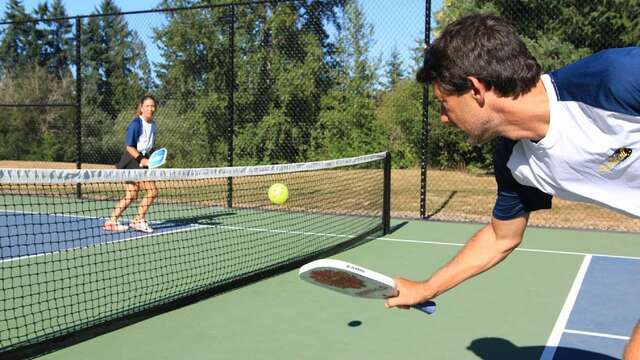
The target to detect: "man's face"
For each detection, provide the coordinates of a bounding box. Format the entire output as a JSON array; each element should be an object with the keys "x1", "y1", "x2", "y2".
[{"x1": 433, "y1": 83, "x2": 494, "y2": 145}]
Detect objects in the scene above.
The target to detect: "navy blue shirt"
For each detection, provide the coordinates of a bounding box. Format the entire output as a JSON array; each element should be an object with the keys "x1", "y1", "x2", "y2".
[
  {"x1": 492, "y1": 47, "x2": 640, "y2": 220},
  {"x1": 492, "y1": 138, "x2": 552, "y2": 220}
]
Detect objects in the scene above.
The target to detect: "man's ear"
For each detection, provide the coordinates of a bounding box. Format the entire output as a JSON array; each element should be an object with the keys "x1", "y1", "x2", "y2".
[{"x1": 467, "y1": 76, "x2": 487, "y2": 107}]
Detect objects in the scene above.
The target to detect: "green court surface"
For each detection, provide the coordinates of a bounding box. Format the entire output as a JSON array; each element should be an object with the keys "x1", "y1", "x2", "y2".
[
  {"x1": 1, "y1": 203, "x2": 379, "y2": 349},
  {"x1": 37, "y1": 220, "x2": 640, "y2": 360}
]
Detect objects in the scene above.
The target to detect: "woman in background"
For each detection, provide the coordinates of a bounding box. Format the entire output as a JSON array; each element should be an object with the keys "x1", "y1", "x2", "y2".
[{"x1": 103, "y1": 94, "x2": 158, "y2": 233}]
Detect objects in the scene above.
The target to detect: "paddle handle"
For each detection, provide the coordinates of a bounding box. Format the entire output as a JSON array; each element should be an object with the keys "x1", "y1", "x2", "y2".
[{"x1": 412, "y1": 300, "x2": 436, "y2": 314}]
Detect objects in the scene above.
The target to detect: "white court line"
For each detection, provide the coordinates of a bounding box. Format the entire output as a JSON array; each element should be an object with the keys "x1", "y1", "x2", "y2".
[
  {"x1": 564, "y1": 329, "x2": 630, "y2": 341},
  {"x1": 2, "y1": 209, "x2": 100, "y2": 220},
  {"x1": 148, "y1": 228, "x2": 640, "y2": 261},
  {"x1": 377, "y1": 237, "x2": 640, "y2": 260},
  {"x1": 5, "y1": 220, "x2": 639, "y2": 263},
  {"x1": 539, "y1": 255, "x2": 592, "y2": 360},
  {"x1": 198, "y1": 224, "x2": 361, "y2": 238}
]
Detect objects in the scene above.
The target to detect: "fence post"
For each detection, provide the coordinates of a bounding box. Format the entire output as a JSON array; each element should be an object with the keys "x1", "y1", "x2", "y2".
[
  {"x1": 225, "y1": 5, "x2": 236, "y2": 208},
  {"x1": 419, "y1": 0, "x2": 431, "y2": 219},
  {"x1": 383, "y1": 152, "x2": 392, "y2": 234},
  {"x1": 75, "y1": 16, "x2": 83, "y2": 199}
]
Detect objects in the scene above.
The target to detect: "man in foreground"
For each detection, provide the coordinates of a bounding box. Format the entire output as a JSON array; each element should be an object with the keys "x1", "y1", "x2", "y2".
[{"x1": 385, "y1": 14, "x2": 640, "y2": 359}]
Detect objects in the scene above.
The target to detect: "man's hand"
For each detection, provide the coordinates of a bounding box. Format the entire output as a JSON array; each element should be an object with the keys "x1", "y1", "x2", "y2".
[{"x1": 385, "y1": 277, "x2": 435, "y2": 310}]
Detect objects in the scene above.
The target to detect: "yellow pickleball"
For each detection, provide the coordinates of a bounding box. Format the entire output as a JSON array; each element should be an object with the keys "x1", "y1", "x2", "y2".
[{"x1": 268, "y1": 183, "x2": 289, "y2": 205}]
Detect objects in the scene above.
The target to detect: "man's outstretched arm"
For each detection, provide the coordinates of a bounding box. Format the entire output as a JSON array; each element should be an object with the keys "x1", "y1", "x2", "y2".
[{"x1": 386, "y1": 214, "x2": 529, "y2": 308}]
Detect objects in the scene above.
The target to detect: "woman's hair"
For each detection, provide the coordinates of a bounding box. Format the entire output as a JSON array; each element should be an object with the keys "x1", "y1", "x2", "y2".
[
  {"x1": 135, "y1": 94, "x2": 157, "y2": 116},
  {"x1": 417, "y1": 14, "x2": 541, "y2": 98}
]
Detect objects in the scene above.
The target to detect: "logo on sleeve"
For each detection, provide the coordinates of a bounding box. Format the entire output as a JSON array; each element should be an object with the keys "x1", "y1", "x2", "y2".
[{"x1": 599, "y1": 148, "x2": 632, "y2": 174}]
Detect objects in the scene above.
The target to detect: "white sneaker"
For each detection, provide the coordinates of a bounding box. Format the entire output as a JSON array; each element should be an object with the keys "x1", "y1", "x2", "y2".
[
  {"x1": 130, "y1": 219, "x2": 153, "y2": 233},
  {"x1": 103, "y1": 220, "x2": 129, "y2": 232}
]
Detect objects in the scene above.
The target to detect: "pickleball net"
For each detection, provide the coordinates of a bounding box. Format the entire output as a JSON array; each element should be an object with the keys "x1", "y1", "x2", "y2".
[{"x1": 0, "y1": 152, "x2": 390, "y2": 357}]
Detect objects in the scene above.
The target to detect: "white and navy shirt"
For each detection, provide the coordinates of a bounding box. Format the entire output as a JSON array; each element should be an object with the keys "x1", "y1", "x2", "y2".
[
  {"x1": 125, "y1": 116, "x2": 156, "y2": 156},
  {"x1": 493, "y1": 47, "x2": 640, "y2": 220}
]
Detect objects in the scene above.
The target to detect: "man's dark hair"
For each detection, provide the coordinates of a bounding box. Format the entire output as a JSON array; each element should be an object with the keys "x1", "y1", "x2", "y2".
[{"x1": 417, "y1": 14, "x2": 541, "y2": 98}]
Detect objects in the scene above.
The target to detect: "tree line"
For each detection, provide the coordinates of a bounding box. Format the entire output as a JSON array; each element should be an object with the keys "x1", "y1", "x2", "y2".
[{"x1": 1, "y1": 0, "x2": 638, "y2": 169}]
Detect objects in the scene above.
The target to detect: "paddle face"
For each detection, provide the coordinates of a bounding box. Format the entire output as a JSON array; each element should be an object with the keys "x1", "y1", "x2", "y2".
[
  {"x1": 299, "y1": 259, "x2": 396, "y2": 299},
  {"x1": 148, "y1": 148, "x2": 167, "y2": 169},
  {"x1": 299, "y1": 259, "x2": 437, "y2": 315}
]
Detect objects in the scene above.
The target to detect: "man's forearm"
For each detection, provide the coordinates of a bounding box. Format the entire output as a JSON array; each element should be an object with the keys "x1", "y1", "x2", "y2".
[
  {"x1": 386, "y1": 216, "x2": 528, "y2": 308},
  {"x1": 425, "y1": 217, "x2": 526, "y2": 298}
]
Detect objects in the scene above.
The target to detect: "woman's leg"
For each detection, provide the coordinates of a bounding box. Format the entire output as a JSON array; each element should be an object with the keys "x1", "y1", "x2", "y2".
[
  {"x1": 130, "y1": 181, "x2": 158, "y2": 233},
  {"x1": 107, "y1": 183, "x2": 139, "y2": 223},
  {"x1": 135, "y1": 180, "x2": 158, "y2": 220}
]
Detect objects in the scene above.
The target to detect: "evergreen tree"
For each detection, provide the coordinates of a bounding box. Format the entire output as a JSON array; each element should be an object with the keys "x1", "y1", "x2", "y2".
[
  {"x1": 384, "y1": 46, "x2": 404, "y2": 89},
  {"x1": 155, "y1": 0, "x2": 227, "y2": 106},
  {"x1": 41, "y1": 0, "x2": 73, "y2": 79},
  {"x1": 336, "y1": 0, "x2": 377, "y2": 95},
  {"x1": 233, "y1": 0, "x2": 345, "y2": 164},
  {"x1": 155, "y1": 0, "x2": 346, "y2": 165},
  {"x1": 81, "y1": 0, "x2": 152, "y2": 163},
  {"x1": 0, "y1": 0, "x2": 34, "y2": 72},
  {"x1": 83, "y1": 0, "x2": 151, "y2": 119},
  {"x1": 0, "y1": 64, "x2": 76, "y2": 161},
  {"x1": 308, "y1": 0, "x2": 385, "y2": 160},
  {"x1": 0, "y1": 0, "x2": 76, "y2": 162},
  {"x1": 154, "y1": 0, "x2": 232, "y2": 165},
  {"x1": 375, "y1": 79, "x2": 422, "y2": 168}
]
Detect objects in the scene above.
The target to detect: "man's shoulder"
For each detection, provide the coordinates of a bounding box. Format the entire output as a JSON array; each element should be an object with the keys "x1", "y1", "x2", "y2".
[
  {"x1": 550, "y1": 47, "x2": 640, "y2": 116},
  {"x1": 554, "y1": 47, "x2": 640, "y2": 75},
  {"x1": 596, "y1": 47, "x2": 640, "y2": 68}
]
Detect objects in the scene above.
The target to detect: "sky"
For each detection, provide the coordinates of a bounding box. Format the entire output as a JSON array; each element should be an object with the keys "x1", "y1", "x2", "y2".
[{"x1": 12, "y1": 0, "x2": 442, "y2": 73}]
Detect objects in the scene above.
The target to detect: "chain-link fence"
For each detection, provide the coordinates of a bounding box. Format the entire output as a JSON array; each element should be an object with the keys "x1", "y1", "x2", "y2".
[{"x1": 1, "y1": 0, "x2": 639, "y2": 231}]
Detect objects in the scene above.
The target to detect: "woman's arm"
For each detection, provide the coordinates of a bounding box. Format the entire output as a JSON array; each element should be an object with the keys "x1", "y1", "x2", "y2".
[{"x1": 126, "y1": 146, "x2": 149, "y2": 167}]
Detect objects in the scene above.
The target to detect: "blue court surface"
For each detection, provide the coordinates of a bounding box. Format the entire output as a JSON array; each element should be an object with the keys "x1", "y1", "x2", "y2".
[
  {"x1": 0, "y1": 211, "x2": 196, "y2": 261},
  {"x1": 542, "y1": 255, "x2": 640, "y2": 359}
]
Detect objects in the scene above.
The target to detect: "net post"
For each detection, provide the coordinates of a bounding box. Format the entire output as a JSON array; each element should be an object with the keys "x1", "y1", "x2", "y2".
[
  {"x1": 383, "y1": 151, "x2": 391, "y2": 234},
  {"x1": 75, "y1": 16, "x2": 83, "y2": 199}
]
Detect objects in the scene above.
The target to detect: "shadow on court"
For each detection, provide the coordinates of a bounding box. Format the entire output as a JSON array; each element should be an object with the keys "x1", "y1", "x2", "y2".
[
  {"x1": 388, "y1": 221, "x2": 410, "y2": 233},
  {"x1": 168, "y1": 211, "x2": 236, "y2": 226},
  {"x1": 467, "y1": 337, "x2": 619, "y2": 360},
  {"x1": 425, "y1": 190, "x2": 458, "y2": 219}
]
